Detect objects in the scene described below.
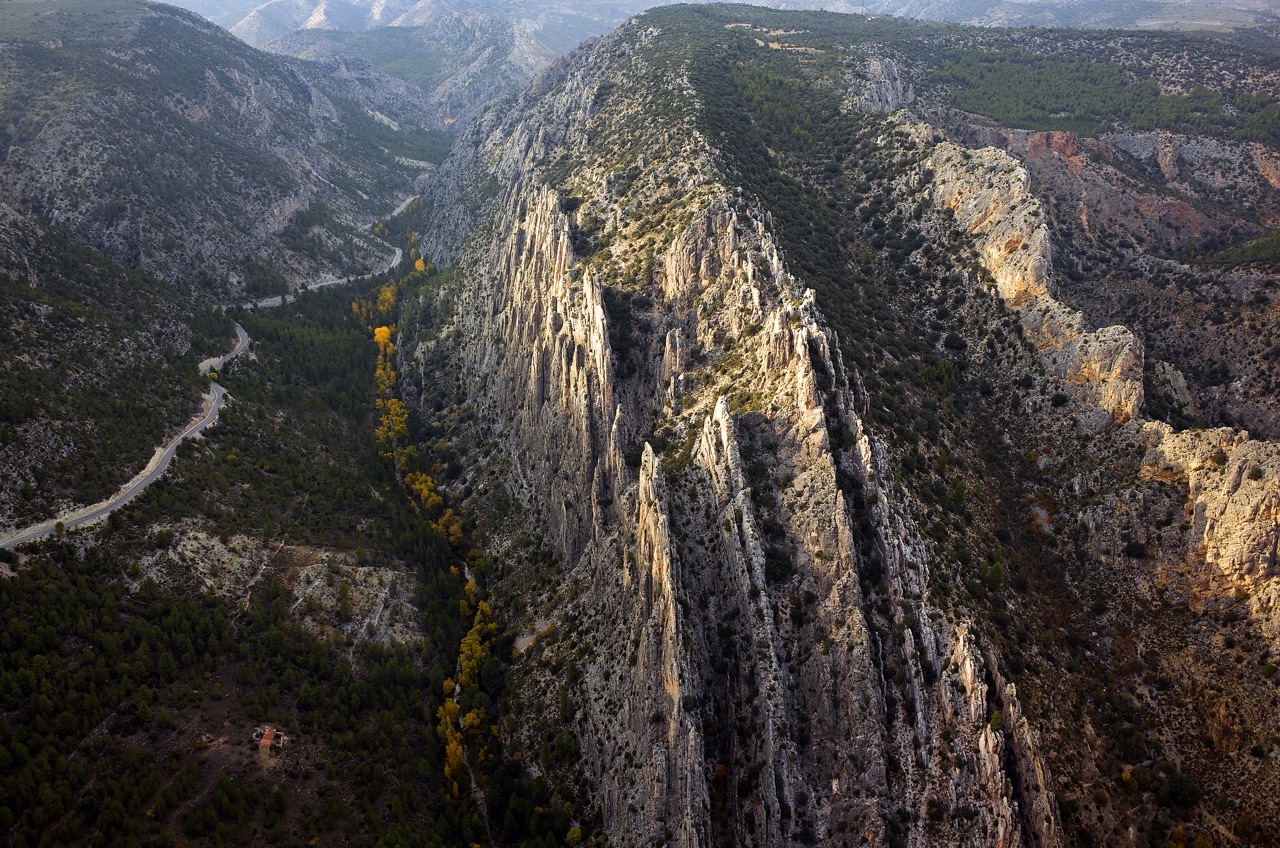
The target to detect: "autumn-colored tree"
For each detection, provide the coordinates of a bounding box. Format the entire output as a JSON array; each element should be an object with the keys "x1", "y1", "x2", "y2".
[
  {"x1": 377, "y1": 284, "x2": 397, "y2": 316},
  {"x1": 457, "y1": 601, "x2": 496, "y2": 692},
  {"x1": 373, "y1": 325, "x2": 393, "y2": 353},
  {"x1": 391, "y1": 444, "x2": 417, "y2": 474},
  {"x1": 436, "y1": 697, "x2": 465, "y2": 782},
  {"x1": 351, "y1": 299, "x2": 374, "y2": 329},
  {"x1": 375, "y1": 356, "x2": 397, "y2": 399},
  {"x1": 405, "y1": 471, "x2": 443, "y2": 517},
  {"x1": 435, "y1": 508, "x2": 465, "y2": 547},
  {"x1": 461, "y1": 709, "x2": 486, "y2": 735},
  {"x1": 375, "y1": 397, "x2": 409, "y2": 452},
  {"x1": 414, "y1": 258, "x2": 426, "y2": 272}
]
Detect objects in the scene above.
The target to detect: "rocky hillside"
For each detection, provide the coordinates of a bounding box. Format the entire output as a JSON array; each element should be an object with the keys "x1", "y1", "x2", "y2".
[
  {"x1": 0, "y1": 0, "x2": 447, "y2": 296},
  {"x1": 4, "y1": 2, "x2": 1280, "y2": 847},
  {"x1": 407, "y1": 6, "x2": 1280, "y2": 847},
  {"x1": 265, "y1": 9, "x2": 573, "y2": 130}
]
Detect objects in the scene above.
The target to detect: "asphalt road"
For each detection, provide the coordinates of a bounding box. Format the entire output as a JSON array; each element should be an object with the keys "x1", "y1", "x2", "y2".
[
  {"x1": 238, "y1": 246, "x2": 404, "y2": 311},
  {"x1": 0, "y1": 323, "x2": 249, "y2": 550},
  {"x1": 0, "y1": 198, "x2": 412, "y2": 551}
]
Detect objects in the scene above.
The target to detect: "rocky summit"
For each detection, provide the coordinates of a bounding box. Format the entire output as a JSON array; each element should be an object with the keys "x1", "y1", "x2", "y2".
[{"x1": 1, "y1": 2, "x2": 1279, "y2": 848}]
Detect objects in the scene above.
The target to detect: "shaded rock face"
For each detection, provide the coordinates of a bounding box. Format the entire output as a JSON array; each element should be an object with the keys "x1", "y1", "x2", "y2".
[
  {"x1": 852, "y1": 56, "x2": 915, "y2": 114},
  {"x1": 414, "y1": 19, "x2": 1065, "y2": 848},
  {"x1": 1143, "y1": 425, "x2": 1280, "y2": 626},
  {"x1": 927, "y1": 142, "x2": 1144, "y2": 431}
]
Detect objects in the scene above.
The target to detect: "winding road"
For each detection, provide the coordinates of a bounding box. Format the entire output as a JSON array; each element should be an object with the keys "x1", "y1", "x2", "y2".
[
  {"x1": 238, "y1": 246, "x2": 403, "y2": 311},
  {"x1": 0, "y1": 195, "x2": 420, "y2": 550},
  {"x1": 0, "y1": 324, "x2": 250, "y2": 550}
]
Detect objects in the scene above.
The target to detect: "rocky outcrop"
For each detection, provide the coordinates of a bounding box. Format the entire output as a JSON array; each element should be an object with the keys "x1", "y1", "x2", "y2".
[
  {"x1": 852, "y1": 56, "x2": 915, "y2": 115},
  {"x1": 1142, "y1": 424, "x2": 1280, "y2": 592},
  {"x1": 941, "y1": 127, "x2": 1244, "y2": 254},
  {"x1": 928, "y1": 142, "x2": 1144, "y2": 432},
  {"x1": 1151, "y1": 360, "x2": 1199, "y2": 419},
  {"x1": 1017, "y1": 130, "x2": 1230, "y2": 253}
]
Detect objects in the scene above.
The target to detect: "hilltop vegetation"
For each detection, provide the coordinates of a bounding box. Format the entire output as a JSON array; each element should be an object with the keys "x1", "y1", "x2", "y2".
[{"x1": 937, "y1": 51, "x2": 1280, "y2": 143}]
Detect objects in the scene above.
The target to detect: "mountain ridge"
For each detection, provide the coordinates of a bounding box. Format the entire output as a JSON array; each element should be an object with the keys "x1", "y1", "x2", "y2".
[
  {"x1": 405, "y1": 5, "x2": 1280, "y2": 845},
  {"x1": 2, "y1": 3, "x2": 1280, "y2": 847}
]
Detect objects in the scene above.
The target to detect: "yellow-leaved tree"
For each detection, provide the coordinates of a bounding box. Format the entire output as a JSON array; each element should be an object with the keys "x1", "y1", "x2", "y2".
[
  {"x1": 404, "y1": 471, "x2": 444, "y2": 516},
  {"x1": 375, "y1": 397, "x2": 409, "y2": 451},
  {"x1": 377, "y1": 283, "x2": 397, "y2": 315},
  {"x1": 375, "y1": 356, "x2": 397, "y2": 399}
]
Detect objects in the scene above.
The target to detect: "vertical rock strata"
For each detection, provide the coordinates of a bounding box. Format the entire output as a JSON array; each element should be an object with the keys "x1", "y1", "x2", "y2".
[{"x1": 414, "y1": 21, "x2": 1064, "y2": 848}]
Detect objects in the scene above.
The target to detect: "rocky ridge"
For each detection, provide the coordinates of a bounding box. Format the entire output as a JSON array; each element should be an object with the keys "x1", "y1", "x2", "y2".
[
  {"x1": 926, "y1": 141, "x2": 1145, "y2": 432},
  {"x1": 410, "y1": 14, "x2": 1076, "y2": 848},
  {"x1": 1143, "y1": 424, "x2": 1280, "y2": 638},
  {"x1": 398, "y1": 5, "x2": 1280, "y2": 845}
]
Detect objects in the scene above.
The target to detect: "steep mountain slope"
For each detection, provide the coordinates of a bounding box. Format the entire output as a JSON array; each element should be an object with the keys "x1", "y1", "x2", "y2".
[
  {"x1": 265, "y1": 9, "x2": 570, "y2": 129},
  {"x1": 408, "y1": 5, "x2": 1280, "y2": 847},
  {"x1": 0, "y1": 0, "x2": 447, "y2": 295},
  {"x1": 3, "y1": 2, "x2": 1280, "y2": 847}
]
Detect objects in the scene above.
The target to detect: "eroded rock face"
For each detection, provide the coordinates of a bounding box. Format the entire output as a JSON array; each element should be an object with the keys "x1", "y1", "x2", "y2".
[
  {"x1": 414, "y1": 20, "x2": 1063, "y2": 848},
  {"x1": 1015, "y1": 130, "x2": 1229, "y2": 254},
  {"x1": 928, "y1": 142, "x2": 1144, "y2": 431},
  {"x1": 851, "y1": 56, "x2": 916, "y2": 115},
  {"x1": 1143, "y1": 424, "x2": 1280, "y2": 591}
]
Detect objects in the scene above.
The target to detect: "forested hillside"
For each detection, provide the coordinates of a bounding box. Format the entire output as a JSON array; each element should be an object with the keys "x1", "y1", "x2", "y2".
[{"x1": 0, "y1": 212, "x2": 233, "y2": 530}]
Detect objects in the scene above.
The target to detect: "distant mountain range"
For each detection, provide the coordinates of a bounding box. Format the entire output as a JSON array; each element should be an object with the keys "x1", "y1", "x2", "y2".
[
  {"x1": 170, "y1": 0, "x2": 1280, "y2": 51},
  {"x1": 262, "y1": 8, "x2": 577, "y2": 128},
  {"x1": 169, "y1": 0, "x2": 648, "y2": 47}
]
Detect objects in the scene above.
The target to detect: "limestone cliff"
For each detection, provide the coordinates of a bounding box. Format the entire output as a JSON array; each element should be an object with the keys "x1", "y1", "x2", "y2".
[
  {"x1": 405, "y1": 6, "x2": 1280, "y2": 846},
  {"x1": 927, "y1": 142, "x2": 1144, "y2": 432},
  {"x1": 411, "y1": 13, "x2": 1065, "y2": 847},
  {"x1": 1143, "y1": 424, "x2": 1280, "y2": 639}
]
